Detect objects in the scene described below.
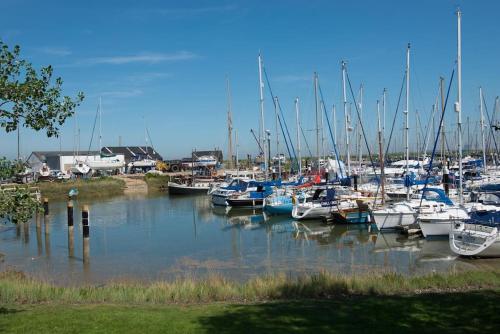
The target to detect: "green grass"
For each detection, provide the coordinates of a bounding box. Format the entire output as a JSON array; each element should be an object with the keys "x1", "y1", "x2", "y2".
[
  {"x1": 1, "y1": 292, "x2": 499, "y2": 333},
  {"x1": 1, "y1": 270, "x2": 499, "y2": 333},
  {"x1": 37, "y1": 177, "x2": 125, "y2": 200},
  {"x1": 144, "y1": 173, "x2": 170, "y2": 191},
  {"x1": 1, "y1": 269, "x2": 499, "y2": 305}
]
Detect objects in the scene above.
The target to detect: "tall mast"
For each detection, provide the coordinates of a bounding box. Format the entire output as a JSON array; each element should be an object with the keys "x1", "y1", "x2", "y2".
[
  {"x1": 382, "y1": 88, "x2": 387, "y2": 145},
  {"x1": 99, "y1": 96, "x2": 103, "y2": 153},
  {"x1": 377, "y1": 100, "x2": 385, "y2": 204},
  {"x1": 440, "y1": 77, "x2": 446, "y2": 163},
  {"x1": 404, "y1": 44, "x2": 411, "y2": 200},
  {"x1": 332, "y1": 105, "x2": 337, "y2": 151},
  {"x1": 314, "y1": 72, "x2": 320, "y2": 171},
  {"x1": 341, "y1": 61, "x2": 350, "y2": 176},
  {"x1": 358, "y1": 84, "x2": 363, "y2": 169},
  {"x1": 456, "y1": 9, "x2": 464, "y2": 204},
  {"x1": 320, "y1": 100, "x2": 326, "y2": 162},
  {"x1": 274, "y1": 96, "x2": 281, "y2": 177},
  {"x1": 258, "y1": 53, "x2": 267, "y2": 180},
  {"x1": 479, "y1": 87, "x2": 487, "y2": 173},
  {"x1": 235, "y1": 130, "x2": 239, "y2": 176},
  {"x1": 295, "y1": 97, "x2": 302, "y2": 176},
  {"x1": 226, "y1": 75, "x2": 233, "y2": 169}
]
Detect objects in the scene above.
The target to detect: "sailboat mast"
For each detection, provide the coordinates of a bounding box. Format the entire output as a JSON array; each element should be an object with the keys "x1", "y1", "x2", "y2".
[
  {"x1": 480, "y1": 87, "x2": 487, "y2": 173},
  {"x1": 383, "y1": 88, "x2": 387, "y2": 145},
  {"x1": 377, "y1": 100, "x2": 385, "y2": 204},
  {"x1": 358, "y1": 84, "x2": 363, "y2": 169},
  {"x1": 341, "y1": 61, "x2": 350, "y2": 176},
  {"x1": 258, "y1": 53, "x2": 268, "y2": 180},
  {"x1": 274, "y1": 96, "x2": 280, "y2": 177},
  {"x1": 235, "y1": 130, "x2": 239, "y2": 177},
  {"x1": 456, "y1": 9, "x2": 464, "y2": 205},
  {"x1": 314, "y1": 72, "x2": 321, "y2": 171},
  {"x1": 226, "y1": 76, "x2": 233, "y2": 169},
  {"x1": 295, "y1": 97, "x2": 302, "y2": 176},
  {"x1": 333, "y1": 105, "x2": 337, "y2": 150},
  {"x1": 99, "y1": 97, "x2": 103, "y2": 153},
  {"x1": 405, "y1": 44, "x2": 411, "y2": 201}
]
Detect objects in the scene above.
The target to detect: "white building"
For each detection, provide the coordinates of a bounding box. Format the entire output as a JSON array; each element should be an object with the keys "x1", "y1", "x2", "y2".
[{"x1": 27, "y1": 151, "x2": 125, "y2": 174}]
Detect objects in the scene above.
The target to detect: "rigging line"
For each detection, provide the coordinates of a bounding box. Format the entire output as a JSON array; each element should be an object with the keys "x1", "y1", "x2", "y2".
[
  {"x1": 345, "y1": 68, "x2": 378, "y2": 177},
  {"x1": 300, "y1": 125, "x2": 313, "y2": 157},
  {"x1": 85, "y1": 103, "x2": 100, "y2": 162},
  {"x1": 383, "y1": 72, "x2": 406, "y2": 160},
  {"x1": 317, "y1": 81, "x2": 345, "y2": 178},
  {"x1": 481, "y1": 92, "x2": 500, "y2": 159},
  {"x1": 419, "y1": 68, "x2": 455, "y2": 207},
  {"x1": 262, "y1": 67, "x2": 298, "y2": 162},
  {"x1": 276, "y1": 113, "x2": 294, "y2": 170},
  {"x1": 276, "y1": 98, "x2": 298, "y2": 163},
  {"x1": 250, "y1": 129, "x2": 264, "y2": 155}
]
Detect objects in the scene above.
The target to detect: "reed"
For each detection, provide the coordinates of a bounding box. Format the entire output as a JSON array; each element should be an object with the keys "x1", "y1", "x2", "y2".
[
  {"x1": 144, "y1": 174, "x2": 170, "y2": 191},
  {"x1": 1, "y1": 269, "x2": 498, "y2": 305},
  {"x1": 37, "y1": 177, "x2": 125, "y2": 200}
]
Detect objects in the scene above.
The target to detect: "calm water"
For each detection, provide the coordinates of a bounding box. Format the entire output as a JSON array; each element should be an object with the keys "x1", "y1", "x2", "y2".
[{"x1": 1, "y1": 192, "x2": 498, "y2": 284}]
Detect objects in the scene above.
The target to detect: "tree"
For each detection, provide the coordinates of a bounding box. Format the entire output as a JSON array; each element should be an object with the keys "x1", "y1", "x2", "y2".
[
  {"x1": 0, "y1": 41, "x2": 84, "y2": 223},
  {"x1": 0, "y1": 40, "x2": 84, "y2": 137}
]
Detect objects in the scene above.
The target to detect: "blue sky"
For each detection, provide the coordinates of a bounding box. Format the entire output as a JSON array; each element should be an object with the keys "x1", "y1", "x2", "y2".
[{"x1": 1, "y1": 0, "x2": 499, "y2": 160}]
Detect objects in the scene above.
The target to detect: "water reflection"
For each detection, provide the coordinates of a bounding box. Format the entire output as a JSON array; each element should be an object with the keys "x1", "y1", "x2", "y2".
[{"x1": 0, "y1": 193, "x2": 498, "y2": 284}]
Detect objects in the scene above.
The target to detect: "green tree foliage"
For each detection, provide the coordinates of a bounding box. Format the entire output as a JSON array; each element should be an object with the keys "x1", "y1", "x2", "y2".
[
  {"x1": 0, "y1": 157, "x2": 24, "y2": 180},
  {"x1": 0, "y1": 40, "x2": 84, "y2": 137},
  {"x1": 0, "y1": 41, "x2": 84, "y2": 223},
  {"x1": 0, "y1": 186, "x2": 40, "y2": 223}
]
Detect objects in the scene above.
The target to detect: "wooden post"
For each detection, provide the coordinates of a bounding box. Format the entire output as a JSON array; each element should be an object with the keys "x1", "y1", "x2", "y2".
[
  {"x1": 44, "y1": 214, "x2": 50, "y2": 257},
  {"x1": 35, "y1": 213, "x2": 42, "y2": 255},
  {"x1": 43, "y1": 198, "x2": 49, "y2": 216},
  {"x1": 67, "y1": 201, "x2": 74, "y2": 257},
  {"x1": 82, "y1": 205, "x2": 90, "y2": 263},
  {"x1": 353, "y1": 174, "x2": 358, "y2": 191}
]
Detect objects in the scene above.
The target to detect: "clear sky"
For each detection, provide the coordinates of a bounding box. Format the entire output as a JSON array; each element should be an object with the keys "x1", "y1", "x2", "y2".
[{"x1": 1, "y1": 0, "x2": 499, "y2": 160}]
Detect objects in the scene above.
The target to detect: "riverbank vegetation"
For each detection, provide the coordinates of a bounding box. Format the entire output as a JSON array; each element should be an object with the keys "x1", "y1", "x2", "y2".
[
  {"x1": 144, "y1": 173, "x2": 170, "y2": 191},
  {"x1": 0, "y1": 270, "x2": 499, "y2": 333},
  {"x1": 1, "y1": 269, "x2": 498, "y2": 305},
  {"x1": 37, "y1": 177, "x2": 125, "y2": 200}
]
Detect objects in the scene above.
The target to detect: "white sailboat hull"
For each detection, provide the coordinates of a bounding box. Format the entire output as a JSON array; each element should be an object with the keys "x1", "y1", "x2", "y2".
[
  {"x1": 450, "y1": 223, "x2": 500, "y2": 257},
  {"x1": 373, "y1": 212, "x2": 416, "y2": 230},
  {"x1": 87, "y1": 160, "x2": 125, "y2": 171}
]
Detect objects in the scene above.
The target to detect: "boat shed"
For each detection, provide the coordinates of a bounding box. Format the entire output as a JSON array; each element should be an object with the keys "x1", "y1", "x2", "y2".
[
  {"x1": 101, "y1": 146, "x2": 163, "y2": 164},
  {"x1": 27, "y1": 151, "x2": 101, "y2": 173}
]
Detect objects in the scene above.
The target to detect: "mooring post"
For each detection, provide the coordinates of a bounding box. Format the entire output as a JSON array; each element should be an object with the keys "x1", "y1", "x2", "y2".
[
  {"x1": 43, "y1": 198, "x2": 49, "y2": 216},
  {"x1": 67, "y1": 201, "x2": 74, "y2": 257},
  {"x1": 35, "y1": 213, "x2": 42, "y2": 255},
  {"x1": 44, "y1": 214, "x2": 51, "y2": 257},
  {"x1": 353, "y1": 174, "x2": 359, "y2": 191},
  {"x1": 82, "y1": 205, "x2": 90, "y2": 263}
]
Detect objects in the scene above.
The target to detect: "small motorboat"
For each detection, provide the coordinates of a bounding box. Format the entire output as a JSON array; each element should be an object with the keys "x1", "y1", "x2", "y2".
[{"x1": 226, "y1": 185, "x2": 273, "y2": 208}]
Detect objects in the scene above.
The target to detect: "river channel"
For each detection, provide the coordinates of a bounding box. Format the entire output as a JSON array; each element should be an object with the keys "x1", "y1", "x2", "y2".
[{"x1": 1, "y1": 192, "x2": 498, "y2": 285}]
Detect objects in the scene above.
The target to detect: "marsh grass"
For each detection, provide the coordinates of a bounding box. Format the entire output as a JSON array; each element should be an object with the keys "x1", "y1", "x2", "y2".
[
  {"x1": 1, "y1": 269, "x2": 498, "y2": 305},
  {"x1": 144, "y1": 174, "x2": 170, "y2": 191},
  {"x1": 37, "y1": 177, "x2": 125, "y2": 200}
]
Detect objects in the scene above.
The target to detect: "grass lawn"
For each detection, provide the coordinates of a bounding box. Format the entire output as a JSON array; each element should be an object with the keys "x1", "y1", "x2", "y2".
[{"x1": 1, "y1": 291, "x2": 499, "y2": 333}]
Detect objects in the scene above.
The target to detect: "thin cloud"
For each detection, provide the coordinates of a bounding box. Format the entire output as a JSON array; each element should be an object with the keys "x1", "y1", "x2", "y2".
[
  {"x1": 82, "y1": 51, "x2": 198, "y2": 65},
  {"x1": 101, "y1": 89, "x2": 143, "y2": 98},
  {"x1": 37, "y1": 46, "x2": 72, "y2": 56}
]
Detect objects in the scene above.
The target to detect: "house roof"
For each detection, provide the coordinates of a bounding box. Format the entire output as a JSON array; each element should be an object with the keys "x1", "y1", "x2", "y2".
[{"x1": 102, "y1": 146, "x2": 163, "y2": 161}]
